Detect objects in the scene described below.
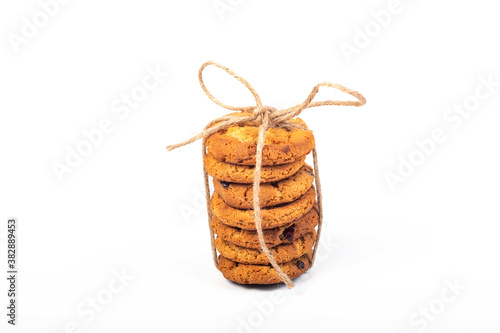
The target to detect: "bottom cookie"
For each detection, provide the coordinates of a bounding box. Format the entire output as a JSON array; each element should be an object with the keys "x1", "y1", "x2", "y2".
[{"x1": 218, "y1": 252, "x2": 312, "y2": 285}]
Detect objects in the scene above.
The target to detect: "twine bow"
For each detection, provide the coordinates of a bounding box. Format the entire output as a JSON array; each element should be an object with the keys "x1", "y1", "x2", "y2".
[{"x1": 167, "y1": 61, "x2": 366, "y2": 289}]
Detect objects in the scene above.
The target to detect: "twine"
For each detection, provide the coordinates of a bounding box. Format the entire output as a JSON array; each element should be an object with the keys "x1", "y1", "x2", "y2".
[{"x1": 167, "y1": 61, "x2": 366, "y2": 289}]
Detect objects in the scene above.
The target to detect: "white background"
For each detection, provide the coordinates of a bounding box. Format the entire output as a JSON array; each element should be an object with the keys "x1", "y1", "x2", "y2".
[{"x1": 1, "y1": 0, "x2": 499, "y2": 332}]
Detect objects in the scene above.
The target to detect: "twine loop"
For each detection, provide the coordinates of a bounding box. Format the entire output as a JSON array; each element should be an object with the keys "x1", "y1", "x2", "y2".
[{"x1": 167, "y1": 61, "x2": 366, "y2": 289}]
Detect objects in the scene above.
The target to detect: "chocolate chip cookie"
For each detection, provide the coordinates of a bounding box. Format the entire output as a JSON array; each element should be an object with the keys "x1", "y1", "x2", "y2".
[
  {"x1": 215, "y1": 230, "x2": 315, "y2": 265},
  {"x1": 210, "y1": 187, "x2": 316, "y2": 230},
  {"x1": 213, "y1": 165, "x2": 315, "y2": 209},
  {"x1": 211, "y1": 205, "x2": 319, "y2": 249},
  {"x1": 204, "y1": 153, "x2": 306, "y2": 184},
  {"x1": 218, "y1": 252, "x2": 312, "y2": 284},
  {"x1": 205, "y1": 112, "x2": 315, "y2": 165}
]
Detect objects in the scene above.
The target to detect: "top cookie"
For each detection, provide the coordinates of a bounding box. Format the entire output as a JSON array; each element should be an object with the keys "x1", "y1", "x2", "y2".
[{"x1": 205, "y1": 112, "x2": 315, "y2": 165}]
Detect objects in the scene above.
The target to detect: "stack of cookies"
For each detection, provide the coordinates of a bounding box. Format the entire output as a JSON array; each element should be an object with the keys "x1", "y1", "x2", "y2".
[{"x1": 204, "y1": 112, "x2": 319, "y2": 285}]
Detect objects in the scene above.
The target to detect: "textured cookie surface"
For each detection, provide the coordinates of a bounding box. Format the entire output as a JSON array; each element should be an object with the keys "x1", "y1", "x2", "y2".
[
  {"x1": 215, "y1": 230, "x2": 315, "y2": 265},
  {"x1": 212, "y1": 205, "x2": 319, "y2": 249},
  {"x1": 204, "y1": 153, "x2": 305, "y2": 184},
  {"x1": 218, "y1": 252, "x2": 312, "y2": 284},
  {"x1": 210, "y1": 187, "x2": 316, "y2": 230},
  {"x1": 213, "y1": 165, "x2": 315, "y2": 209},
  {"x1": 206, "y1": 112, "x2": 315, "y2": 165}
]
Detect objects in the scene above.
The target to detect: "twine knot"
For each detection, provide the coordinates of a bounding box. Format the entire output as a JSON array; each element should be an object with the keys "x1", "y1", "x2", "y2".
[
  {"x1": 253, "y1": 105, "x2": 276, "y2": 124},
  {"x1": 166, "y1": 61, "x2": 366, "y2": 289}
]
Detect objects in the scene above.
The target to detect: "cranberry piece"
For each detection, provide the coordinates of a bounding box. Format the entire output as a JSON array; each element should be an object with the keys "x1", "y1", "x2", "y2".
[{"x1": 282, "y1": 225, "x2": 295, "y2": 242}]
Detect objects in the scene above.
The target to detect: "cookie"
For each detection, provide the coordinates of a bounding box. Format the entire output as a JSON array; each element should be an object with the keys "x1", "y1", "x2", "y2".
[
  {"x1": 210, "y1": 187, "x2": 316, "y2": 230},
  {"x1": 218, "y1": 252, "x2": 312, "y2": 284},
  {"x1": 204, "y1": 153, "x2": 306, "y2": 184},
  {"x1": 206, "y1": 112, "x2": 315, "y2": 165},
  {"x1": 213, "y1": 165, "x2": 315, "y2": 209},
  {"x1": 215, "y1": 230, "x2": 316, "y2": 265},
  {"x1": 211, "y1": 205, "x2": 319, "y2": 249}
]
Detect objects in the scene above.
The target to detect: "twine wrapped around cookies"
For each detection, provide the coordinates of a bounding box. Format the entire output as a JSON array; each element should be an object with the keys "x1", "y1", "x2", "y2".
[{"x1": 167, "y1": 61, "x2": 366, "y2": 289}]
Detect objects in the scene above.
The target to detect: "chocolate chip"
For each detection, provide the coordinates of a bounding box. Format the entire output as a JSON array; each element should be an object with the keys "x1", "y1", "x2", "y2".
[
  {"x1": 219, "y1": 181, "x2": 230, "y2": 189},
  {"x1": 305, "y1": 169, "x2": 313, "y2": 176},
  {"x1": 296, "y1": 260, "x2": 305, "y2": 269},
  {"x1": 281, "y1": 225, "x2": 295, "y2": 242}
]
